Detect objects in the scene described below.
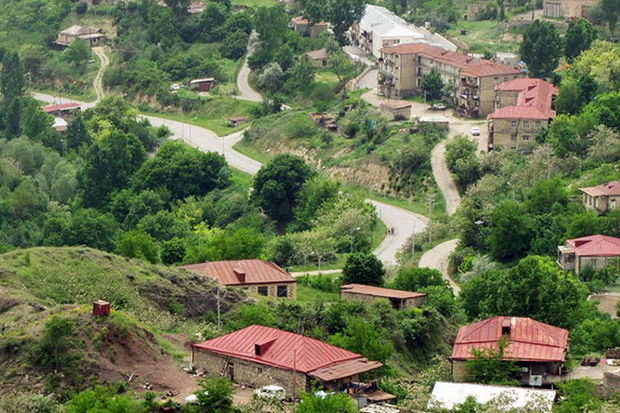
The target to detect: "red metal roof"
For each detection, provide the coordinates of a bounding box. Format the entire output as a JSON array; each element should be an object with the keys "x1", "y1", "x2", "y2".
[
  {"x1": 567, "y1": 235, "x2": 620, "y2": 257},
  {"x1": 42, "y1": 102, "x2": 81, "y2": 113},
  {"x1": 451, "y1": 317, "x2": 568, "y2": 362},
  {"x1": 341, "y1": 283, "x2": 426, "y2": 300},
  {"x1": 306, "y1": 48, "x2": 328, "y2": 60},
  {"x1": 488, "y1": 78, "x2": 558, "y2": 120},
  {"x1": 381, "y1": 43, "x2": 520, "y2": 77},
  {"x1": 192, "y1": 325, "x2": 383, "y2": 377},
  {"x1": 580, "y1": 181, "x2": 620, "y2": 197},
  {"x1": 180, "y1": 259, "x2": 295, "y2": 286}
]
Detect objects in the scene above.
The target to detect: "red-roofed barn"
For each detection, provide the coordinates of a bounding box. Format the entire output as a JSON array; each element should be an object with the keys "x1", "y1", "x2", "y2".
[
  {"x1": 340, "y1": 283, "x2": 427, "y2": 309},
  {"x1": 557, "y1": 235, "x2": 620, "y2": 275},
  {"x1": 451, "y1": 316, "x2": 569, "y2": 386},
  {"x1": 192, "y1": 325, "x2": 384, "y2": 397},
  {"x1": 180, "y1": 259, "x2": 297, "y2": 298},
  {"x1": 487, "y1": 78, "x2": 558, "y2": 152}
]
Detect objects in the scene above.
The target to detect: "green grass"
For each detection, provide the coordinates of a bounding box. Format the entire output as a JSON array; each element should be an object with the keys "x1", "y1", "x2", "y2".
[
  {"x1": 446, "y1": 20, "x2": 520, "y2": 54},
  {"x1": 233, "y1": 141, "x2": 272, "y2": 163},
  {"x1": 141, "y1": 96, "x2": 260, "y2": 136},
  {"x1": 296, "y1": 283, "x2": 340, "y2": 304}
]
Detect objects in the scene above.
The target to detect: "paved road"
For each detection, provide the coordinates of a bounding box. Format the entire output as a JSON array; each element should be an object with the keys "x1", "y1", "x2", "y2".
[
  {"x1": 236, "y1": 32, "x2": 263, "y2": 103},
  {"x1": 418, "y1": 239, "x2": 461, "y2": 295},
  {"x1": 92, "y1": 47, "x2": 109, "y2": 104}
]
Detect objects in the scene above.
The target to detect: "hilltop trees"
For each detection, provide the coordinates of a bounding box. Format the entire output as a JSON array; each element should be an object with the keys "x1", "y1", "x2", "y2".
[
  {"x1": 564, "y1": 18, "x2": 597, "y2": 62},
  {"x1": 520, "y1": 20, "x2": 561, "y2": 78}
]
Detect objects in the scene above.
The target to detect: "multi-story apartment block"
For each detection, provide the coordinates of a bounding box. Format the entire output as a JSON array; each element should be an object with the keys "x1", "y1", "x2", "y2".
[
  {"x1": 378, "y1": 43, "x2": 522, "y2": 117},
  {"x1": 487, "y1": 78, "x2": 558, "y2": 152}
]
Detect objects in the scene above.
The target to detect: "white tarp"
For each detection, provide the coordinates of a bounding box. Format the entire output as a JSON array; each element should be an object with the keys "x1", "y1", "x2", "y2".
[{"x1": 428, "y1": 382, "x2": 556, "y2": 412}]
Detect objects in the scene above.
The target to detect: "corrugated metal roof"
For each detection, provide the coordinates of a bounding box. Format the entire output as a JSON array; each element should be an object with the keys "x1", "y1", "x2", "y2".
[
  {"x1": 192, "y1": 325, "x2": 381, "y2": 376},
  {"x1": 451, "y1": 317, "x2": 568, "y2": 362},
  {"x1": 180, "y1": 259, "x2": 295, "y2": 286},
  {"x1": 567, "y1": 235, "x2": 620, "y2": 257},
  {"x1": 429, "y1": 382, "x2": 555, "y2": 412},
  {"x1": 341, "y1": 284, "x2": 426, "y2": 299},
  {"x1": 580, "y1": 181, "x2": 620, "y2": 197},
  {"x1": 309, "y1": 357, "x2": 383, "y2": 381},
  {"x1": 43, "y1": 102, "x2": 81, "y2": 113}
]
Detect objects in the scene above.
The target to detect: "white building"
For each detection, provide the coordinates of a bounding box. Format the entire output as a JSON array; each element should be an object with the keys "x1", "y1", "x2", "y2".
[{"x1": 349, "y1": 5, "x2": 458, "y2": 58}]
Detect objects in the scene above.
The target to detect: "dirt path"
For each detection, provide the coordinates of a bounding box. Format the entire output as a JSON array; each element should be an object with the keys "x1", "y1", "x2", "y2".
[
  {"x1": 418, "y1": 239, "x2": 461, "y2": 295},
  {"x1": 91, "y1": 46, "x2": 109, "y2": 103}
]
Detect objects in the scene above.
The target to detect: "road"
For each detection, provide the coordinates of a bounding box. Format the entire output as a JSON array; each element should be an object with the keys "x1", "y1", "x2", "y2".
[
  {"x1": 418, "y1": 239, "x2": 461, "y2": 295},
  {"x1": 236, "y1": 32, "x2": 263, "y2": 103},
  {"x1": 91, "y1": 46, "x2": 109, "y2": 104}
]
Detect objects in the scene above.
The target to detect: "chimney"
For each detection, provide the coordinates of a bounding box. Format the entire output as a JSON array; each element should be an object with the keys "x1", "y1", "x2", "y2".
[
  {"x1": 501, "y1": 317, "x2": 512, "y2": 337},
  {"x1": 254, "y1": 339, "x2": 276, "y2": 356},
  {"x1": 233, "y1": 268, "x2": 246, "y2": 283}
]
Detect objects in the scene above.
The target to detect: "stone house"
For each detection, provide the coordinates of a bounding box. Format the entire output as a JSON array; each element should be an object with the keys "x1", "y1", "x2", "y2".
[
  {"x1": 451, "y1": 316, "x2": 568, "y2": 386},
  {"x1": 306, "y1": 48, "x2": 329, "y2": 67},
  {"x1": 543, "y1": 0, "x2": 598, "y2": 18},
  {"x1": 56, "y1": 25, "x2": 106, "y2": 47},
  {"x1": 487, "y1": 78, "x2": 558, "y2": 152},
  {"x1": 378, "y1": 43, "x2": 522, "y2": 117},
  {"x1": 579, "y1": 181, "x2": 620, "y2": 213},
  {"x1": 192, "y1": 325, "x2": 384, "y2": 397},
  {"x1": 291, "y1": 16, "x2": 329, "y2": 38},
  {"x1": 180, "y1": 259, "x2": 297, "y2": 299},
  {"x1": 349, "y1": 5, "x2": 458, "y2": 59},
  {"x1": 379, "y1": 100, "x2": 412, "y2": 120},
  {"x1": 557, "y1": 235, "x2": 620, "y2": 275},
  {"x1": 340, "y1": 284, "x2": 427, "y2": 310}
]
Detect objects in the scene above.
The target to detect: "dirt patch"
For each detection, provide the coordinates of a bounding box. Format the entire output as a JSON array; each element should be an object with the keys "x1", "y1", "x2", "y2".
[
  {"x1": 590, "y1": 294, "x2": 620, "y2": 319},
  {"x1": 326, "y1": 161, "x2": 391, "y2": 192}
]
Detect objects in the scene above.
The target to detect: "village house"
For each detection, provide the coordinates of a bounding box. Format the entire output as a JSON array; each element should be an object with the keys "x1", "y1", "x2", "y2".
[
  {"x1": 451, "y1": 316, "x2": 569, "y2": 386},
  {"x1": 379, "y1": 43, "x2": 522, "y2": 117},
  {"x1": 557, "y1": 235, "x2": 620, "y2": 275},
  {"x1": 191, "y1": 325, "x2": 387, "y2": 399},
  {"x1": 291, "y1": 16, "x2": 330, "y2": 38},
  {"x1": 349, "y1": 5, "x2": 459, "y2": 59},
  {"x1": 543, "y1": 0, "x2": 598, "y2": 18},
  {"x1": 579, "y1": 181, "x2": 620, "y2": 213},
  {"x1": 487, "y1": 78, "x2": 558, "y2": 152},
  {"x1": 306, "y1": 48, "x2": 329, "y2": 67},
  {"x1": 43, "y1": 102, "x2": 81, "y2": 120},
  {"x1": 340, "y1": 284, "x2": 427, "y2": 310},
  {"x1": 189, "y1": 78, "x2": 216, "y2": 92},
  {"x1": 379, "y1": 100, "x2": 412, "y2": 121},
  {"x1": 180, "y1": 259, "x2": 297, "y2": 298},
  {"x1": 56, "y1": 25, "x2": 106, "y2": 47}
]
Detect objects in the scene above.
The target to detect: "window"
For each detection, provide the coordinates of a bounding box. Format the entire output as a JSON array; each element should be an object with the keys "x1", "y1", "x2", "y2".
[
  {"x1": 522, "y1": 135, "x2": 530, "y2": 141},
  {"x1": 257, "y1": 286, "x2": 268, "y2": 296},
  {"x1": 277, "y1": 285, "x2": 288, "y2": 297},
  {"x1": 511, "y1": 134, "x2": 517, "y2": 141},
  {"x1": 536, "y1": 120, "x2": 542, "y2": 128},
  {"x1": 511, "y1": 121, "x2": 517, "y2": 128},
  {"x1": 523, "y1": 120, "x2": 529, "y2": 128}
]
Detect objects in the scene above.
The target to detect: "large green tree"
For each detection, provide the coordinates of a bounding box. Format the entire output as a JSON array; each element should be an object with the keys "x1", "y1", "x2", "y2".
[
  {"x1": 520, "y1": 20, "x2": 561, "y2": 78},
  {"x1": 564, "y1": 18, "x2": 597, "y2": 62},
  {"x1": 342, "y1": 252, "x2": 385, "y2": 286},
  {"x1": 296, "y1": 393, "x2": 357, "y2": 413},
  {"x1": 252, "y1": 154, "x2": 314, "y2": 225},
  {"x1": 487, "y1": 200, "x2": 534, "y2": 262},
  {"x1": 79, "y1": 130, "x2": 147, "y2": 207},
  {"x1": 1, "y1": 51, "x2": 25, "y2": 138},
  {"x1": 421, "y1": 68, "x2": 444, "y2": 101}
]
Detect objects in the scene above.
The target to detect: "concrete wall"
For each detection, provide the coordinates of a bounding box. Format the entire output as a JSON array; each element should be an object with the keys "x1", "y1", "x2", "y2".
[
  {"x1": 193, "y1": 349, "x2": 309, "y2": 397},
  {"x1": 478, "y1": 75, "x2": 521, "y2": 116},
  {"x1": 583, "y1": 194, "x2": 620, "y2": 213},
  {"x1": 243, "y1": 283, "x2": 297, "y2": 299},
  {"x1": 452, "y1": 360, "x2": 469, "y2": 381},
  {"x1": 488, "y1": 118, "x2": 545, "y2": 151},
  {"x1": 577, "y1": 256, "x2": 612, "y2": 274},
  {"x1": 495, "y1": 90, "x2": 520, "y2": 109}
]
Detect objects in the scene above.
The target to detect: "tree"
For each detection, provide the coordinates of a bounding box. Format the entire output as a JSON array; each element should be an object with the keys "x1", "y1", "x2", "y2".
[
  {"x1": 296, "y1": 392, "x2": 357, "y2": 413},
  {"x1": 65, "y1": 39, "x2": 91, "y2": 68},
  {"x1": 342, "y1": 252, "x2": 385, "y2": 286},
  {"x1": 194, "y1": 378, "x2": 234, "y2": 412},
  {"x1": 325, "y1": 0, "x2": 365, "y2": 45},
  {"x1": 257, "y1": 62, "x2": 285, "y2": 93},
  {"x1": 327, "y1": 49, "x2": 356, "y2": 84},
  {"x1": 526, "y1": 177, "x2": 568, "y2": 215},
  {"x1": 66, "y1": 386, "x2": 148, "y2": 413},
  {"x1": 254, "y1": 6, "x2": 289, "y2": 50},
  {"x1": 1, "y1": 51, "x2": 25, "y2": 101},
  {"x1": 66, "y1": 114, "x2": 92, "y2": 150},
  {"x1": 328, "y1": 316, "x2": 393, "y2": 363},
  {"x1": 520, "y1": 20, "x2": 561, "y2": 78},
  {"x1": 555, "y1": 379, "x2": 603, "y2": 413},
  {"x1": 593, "y1": 0, "x2": 620, "y2": 31},
  {"x1": 287, "y1": 55, "x2": 316, "y2": 92},
  {"x1": 466, "y1": 337, "x2": 519, "y2": 385},
  {"x1": 487, "y1": 200, "x2": 534, "y2": 262},
  {"x1": 197, "y1": 3, "x2": 227, "y2": 42},
  {"x1": 554, "y1": 77, "x2": 584, "y2": 115},
  {"x1": 79, "y1": 130, "x2": 147, "y2": 207},
  {"x1": 392, "y1": 267, "x2": 447, "y2": 291},
  {"x1": 421, "y1": 68, "x2": 444, "y2": 101},
  {"x1": 252, "y1": 154, "x2": 314, "y2": 225},
  {"x1": 115, "y1": 231, "x2": 160, "y2": 264},
  {"x1": 133, "y1": 140, "x2": 229, "y2": 201},
  {"x1": 564, "y1": 18, "x2": 596, "y2": 62},
  {"x1": 33, "y1": 316, "x2": 80, "y2": 373},
  {"x1": 220, "y1": 30, "x2": 250, "y2": 60}
]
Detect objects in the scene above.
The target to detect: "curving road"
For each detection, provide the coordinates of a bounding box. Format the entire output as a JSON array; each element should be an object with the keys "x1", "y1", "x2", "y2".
[{"x1": 236, "y1": 32, "x2": 263, "y2": 103}]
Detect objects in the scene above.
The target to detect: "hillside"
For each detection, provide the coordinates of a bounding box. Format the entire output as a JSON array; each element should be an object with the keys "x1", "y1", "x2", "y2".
[{"x1": 0, "y1": 247, "x2": 243, "y2": 398}]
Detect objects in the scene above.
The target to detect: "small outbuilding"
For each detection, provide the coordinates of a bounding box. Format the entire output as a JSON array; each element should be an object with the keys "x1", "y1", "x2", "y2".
[
  {"x1": 306, "y1": 48, "x2": 329, "y2": 67},
  {"x1": 291, "y1": 16, "x2": 330, "y2": 37},
  {"x1": 189, "y1": 78, "x2": 216, "y2": 92},
  {"x1": 379, "y1": 100, "x2": 412, "y2": 121},
  {"x1": 56, "y1": 25, "x2": 106, "y2": 47},
  {"x1": 428, "y1": 382, "x2": 556, "y2": 412},
  {"x1": 43, "y1": 102, "x2": 81, "y2": 120},
  {"x1": 341, "y1": 284, "x2": 427, "y2": 310}
]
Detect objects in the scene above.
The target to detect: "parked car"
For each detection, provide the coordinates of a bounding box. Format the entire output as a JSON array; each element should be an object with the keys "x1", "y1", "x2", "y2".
[
  {"x1": 254, "y1": 385, "x2": 286, "y2": 400},
  {"x1": 470, "y1": 127, "x2": 481, "y2": 136},
  {"x1": 431, "y1": 103, "x2": 447, "y2": 111}
]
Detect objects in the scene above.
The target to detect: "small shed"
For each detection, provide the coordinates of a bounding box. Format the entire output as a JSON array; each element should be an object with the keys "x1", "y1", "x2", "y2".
[
  {"x1": 418, "y1": 115, "x2": 450, "y2": 130},
  {"x1": 43, "y1": 102, "x2": 81, "y2": 119},
  {"x1": 341, "y1": 284, "x2": 427, "y2": 310},
  {"x1": 380, "y1": 100, "x2": 412, "y2": 121},
  {"x1": 227, "y1": 117, "x2": 248, "y2": 127},
  {"x1": 190, "y1": 78, "x2": 216, "y2": 92},
  {"x1": 306, "y1": 48, "x2": 329, "y2": 67},
  {"x1": 93, "y1": 300, "x2": 111, "y2": 317}
]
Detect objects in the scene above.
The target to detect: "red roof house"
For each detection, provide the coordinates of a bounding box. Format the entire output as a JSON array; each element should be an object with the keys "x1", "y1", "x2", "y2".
[
  {"x1": 180, "y1": 259, "x2": 297, "y2": 298},
  {"x1": 579, "y1": 181, "x2": 620, "y2": 213},
  {"x1": 558, "y1": 235, "x2": 620, "y2": 274},
  {"x1": 488, "y1": 78, "x2": 558, "y2": 121},
  {"x1": 42, "y1": 102, "x2": 82, "y2": 119},
  {"x1": 192, "y1": 325, "x2": 384, "y2": 396},
  {"x1": 341, "y1": 283, "x2": 427, "y2": 309},
  {"x1": 450, "y1": 317, "x2": 569, "y2": 385}
]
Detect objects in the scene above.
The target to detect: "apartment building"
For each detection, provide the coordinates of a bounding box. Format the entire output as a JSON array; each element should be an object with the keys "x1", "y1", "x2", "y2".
[
  {"x1": 487, "y1": 78, "x2": 558, "y2": 152},
  {"x1": 349, "y1": 5, "x2": 458, "y2": 58},
  {"x1": 379, "y1": 43, "x2": 522, "y2": 117},
  {"x1": 543, "y1": 0, "x2": 597, "y2": 18}
]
